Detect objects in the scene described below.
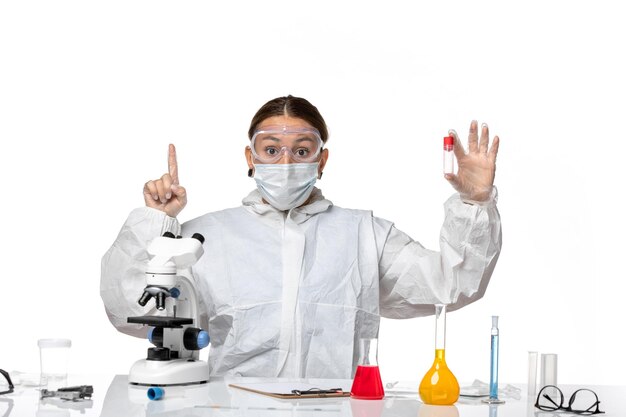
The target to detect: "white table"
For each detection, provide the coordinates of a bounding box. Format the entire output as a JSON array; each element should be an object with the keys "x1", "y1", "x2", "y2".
[{"x1": 2, "y1": 374, "x2": 624, "y2": 416}]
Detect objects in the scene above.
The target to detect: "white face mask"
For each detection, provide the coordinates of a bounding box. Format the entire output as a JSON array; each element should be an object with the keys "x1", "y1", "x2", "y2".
[{"x1": 253, "y1": 162, "x2": 319, "y2": 211}]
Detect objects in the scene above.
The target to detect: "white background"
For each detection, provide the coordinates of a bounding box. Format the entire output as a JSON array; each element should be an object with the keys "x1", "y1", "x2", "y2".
[{"x1": 1, "y1": 1, "x2": 624, "y2": 387}]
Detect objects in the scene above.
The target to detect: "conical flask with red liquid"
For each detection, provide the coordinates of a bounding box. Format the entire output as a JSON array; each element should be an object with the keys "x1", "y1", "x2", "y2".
[
  {"x1": 419, "y1": 304, "x2": 460, "y2": 405},
  {"x1": 350, "y1": 338, "x2": 385, "y2": 399}
]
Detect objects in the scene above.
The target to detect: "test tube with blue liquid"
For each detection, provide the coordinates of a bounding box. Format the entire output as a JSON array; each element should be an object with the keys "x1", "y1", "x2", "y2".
[{"x1": 482, "y1": 316, "x2": 505, "y2": 404}]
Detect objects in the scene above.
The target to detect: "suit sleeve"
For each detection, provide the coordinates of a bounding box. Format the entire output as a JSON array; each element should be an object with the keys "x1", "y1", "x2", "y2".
[
  {"x1": 377, "y1": 189, "x2": 502, "y2": 318},
  {"x1": 100, "y1": 207, "x2": 181, "y2": 337}
]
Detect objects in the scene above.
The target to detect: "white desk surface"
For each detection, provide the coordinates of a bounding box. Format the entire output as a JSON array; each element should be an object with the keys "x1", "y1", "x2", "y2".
[{"x1": 2, "y1": 374, "x2": 625, "y2": 416}]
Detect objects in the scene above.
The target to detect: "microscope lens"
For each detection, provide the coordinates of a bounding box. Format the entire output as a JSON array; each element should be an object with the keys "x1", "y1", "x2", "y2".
[
  {"x1": 138, "y1": 291, "x2": 152, "y2": 306},
  {"x1": 155, "y1": 292, "x2": 166, "y2": 310}
]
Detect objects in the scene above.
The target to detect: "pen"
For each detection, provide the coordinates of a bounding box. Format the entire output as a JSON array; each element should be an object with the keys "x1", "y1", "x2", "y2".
[{"x1": 291, "y1": 388, "x2": 343, "y2": 396}]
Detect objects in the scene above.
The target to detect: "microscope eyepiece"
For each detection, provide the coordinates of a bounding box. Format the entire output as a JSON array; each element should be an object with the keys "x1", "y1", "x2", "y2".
[
  {"x1": 191, "y1": 233, "x2": 205, "y2": 244},
  {"x1": 162, "y1": 232, "x2": 176, "y2": 238}
]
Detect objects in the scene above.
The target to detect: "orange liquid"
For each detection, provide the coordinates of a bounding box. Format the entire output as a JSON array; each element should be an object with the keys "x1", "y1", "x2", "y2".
[{"x1": 419, "y1": 349, "x2": 460, "y2": 405}]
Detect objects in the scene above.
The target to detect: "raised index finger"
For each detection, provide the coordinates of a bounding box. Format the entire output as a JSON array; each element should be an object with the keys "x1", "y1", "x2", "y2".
[{"x1": 168, "y1": 144, "x2": 179, "y2": 185}]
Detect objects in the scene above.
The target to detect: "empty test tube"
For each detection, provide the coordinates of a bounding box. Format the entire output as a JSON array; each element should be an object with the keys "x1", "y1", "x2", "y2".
[{"x1": 528, "y1": 351, "x2": 538, "y2": 398}]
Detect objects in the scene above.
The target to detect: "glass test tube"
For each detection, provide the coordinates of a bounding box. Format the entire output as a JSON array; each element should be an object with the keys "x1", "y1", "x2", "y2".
[
  {"x1": 540, "y1": 353, "x2": 558, "y2": 400},
  {"x1": 540, "y1": 353, "x2": 557, "y2": 387},
  {"x1": 482, "y1": 316, "x2": 505, "y2": 404},
  {"x1": 527, "y1": 351, "x2": 538, "y2": 398},
  {"x1": 444, "y1": 136, "x2": 454, "y2": 174}
]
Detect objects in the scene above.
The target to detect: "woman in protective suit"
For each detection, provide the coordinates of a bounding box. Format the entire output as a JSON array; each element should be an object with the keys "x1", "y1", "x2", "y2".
[{"x1": 101, "y1": 95, "x2": 501, "y2": 378}]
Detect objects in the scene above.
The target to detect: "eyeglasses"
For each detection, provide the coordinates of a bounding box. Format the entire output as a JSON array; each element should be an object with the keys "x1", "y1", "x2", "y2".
[
  {"x1": 0, "y1": 369, "x2": 14, "y2": 396},
  {"x1": 535, "y1": 385, "x2": 604, "y2": 415}
]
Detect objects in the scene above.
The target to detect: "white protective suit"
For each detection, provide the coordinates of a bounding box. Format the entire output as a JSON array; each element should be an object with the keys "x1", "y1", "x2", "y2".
[{"x1": 101, "y1": 187, "x2": 501, "y2": 379}]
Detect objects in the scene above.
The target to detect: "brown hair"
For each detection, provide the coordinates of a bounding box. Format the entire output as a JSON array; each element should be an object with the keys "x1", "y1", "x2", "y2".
[{"x1": 248, "y1": 95, "x2": 329, "y2": 143}]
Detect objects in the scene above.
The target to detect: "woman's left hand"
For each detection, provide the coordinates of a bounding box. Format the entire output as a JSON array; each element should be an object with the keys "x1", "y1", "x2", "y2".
[{"x1": 446, "y1": 120, "x2": 499, "y2": 202}]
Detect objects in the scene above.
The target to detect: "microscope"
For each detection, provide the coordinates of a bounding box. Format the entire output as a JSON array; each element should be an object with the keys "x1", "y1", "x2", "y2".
[{"x1": 127, "y1": 231, "x2": 210, "y2": 386}]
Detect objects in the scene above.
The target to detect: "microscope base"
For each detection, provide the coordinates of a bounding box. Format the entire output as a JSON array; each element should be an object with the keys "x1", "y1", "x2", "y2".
[{"x1": 128, "y1": 358, "x2": 209, "y2": 386}]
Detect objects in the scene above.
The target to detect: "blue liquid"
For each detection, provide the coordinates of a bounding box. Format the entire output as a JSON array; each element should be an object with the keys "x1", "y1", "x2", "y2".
[{"x1": 489, "y1": 334, "x2": 499, "y2": 399}]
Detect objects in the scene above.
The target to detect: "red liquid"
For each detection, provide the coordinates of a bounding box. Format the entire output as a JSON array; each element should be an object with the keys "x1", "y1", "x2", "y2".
[{"x1": 350, "y1": 365, "x2": 385, "y2": 399}]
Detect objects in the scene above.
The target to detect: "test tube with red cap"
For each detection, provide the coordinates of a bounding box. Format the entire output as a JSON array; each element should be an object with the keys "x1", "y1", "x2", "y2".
[{"x1": 443, "y1": 136, "x2": 454, "y2": 174}]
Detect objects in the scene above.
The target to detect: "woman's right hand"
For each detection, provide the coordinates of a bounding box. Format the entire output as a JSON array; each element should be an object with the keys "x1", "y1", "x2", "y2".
[{"x1": 143, "y1": 144, "x2": 187, "y2": 218}]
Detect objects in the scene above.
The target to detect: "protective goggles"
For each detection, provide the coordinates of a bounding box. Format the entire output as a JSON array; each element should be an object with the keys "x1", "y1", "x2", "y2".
[{"x1": 250, "y1": 126, "x2": 323, "y2": 164}]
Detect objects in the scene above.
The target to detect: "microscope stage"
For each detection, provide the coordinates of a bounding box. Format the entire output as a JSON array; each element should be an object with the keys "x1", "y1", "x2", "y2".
[{"x1": 127, "y1": 316, "x2": 193, "y2": 328}]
